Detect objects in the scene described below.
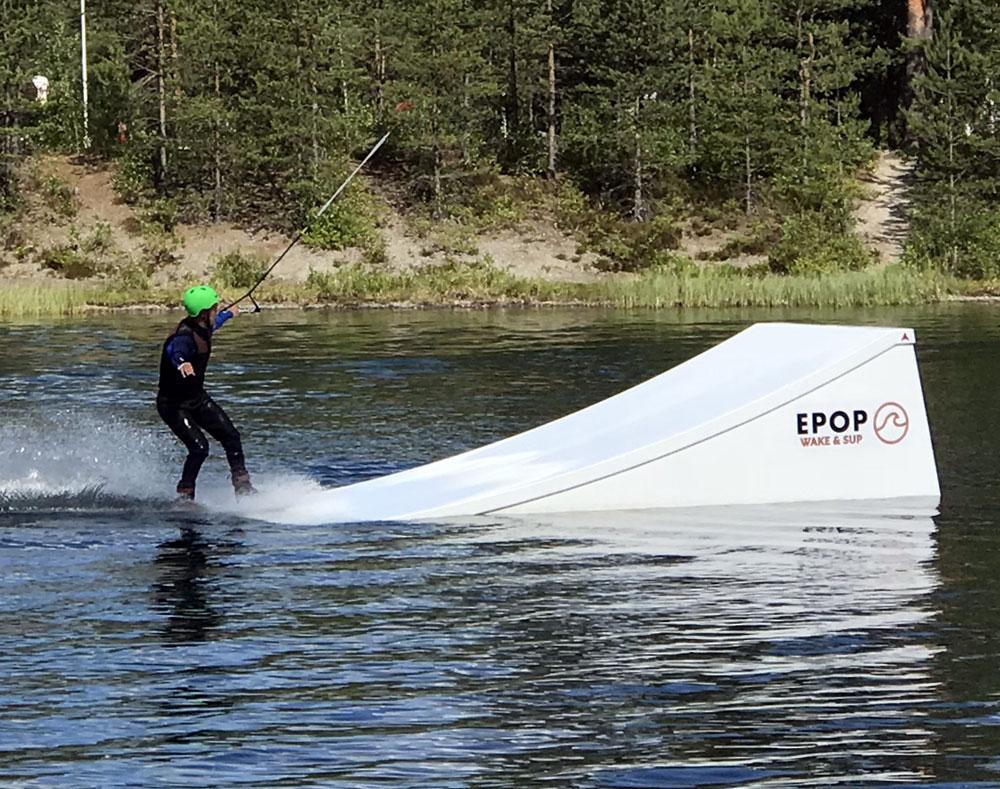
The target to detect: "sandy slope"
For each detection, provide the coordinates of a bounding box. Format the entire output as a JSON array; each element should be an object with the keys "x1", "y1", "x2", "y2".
[
  {"x1": 3, "y1": 155, "x2": 604, "y2": 286},
  {"x1": 854, "y1": 151, "x2": 913, "y2": 265},
  {"x1": 3, "y1": 152, "x2": 907, "y2": 288}
]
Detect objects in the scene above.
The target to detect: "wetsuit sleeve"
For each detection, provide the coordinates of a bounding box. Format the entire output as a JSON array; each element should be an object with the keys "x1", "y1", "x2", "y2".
[
  {"x1": 213, "y1": 310, "x2": 234, "y2": 332},
  {"x1": 166, "y1": 334, "x2": 198, "y2": 367}
]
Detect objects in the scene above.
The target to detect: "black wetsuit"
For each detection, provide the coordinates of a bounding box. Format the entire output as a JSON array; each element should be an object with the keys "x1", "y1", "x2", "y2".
[{"x1": 157, "y1": 315, "x2": 249, "y2": 496}]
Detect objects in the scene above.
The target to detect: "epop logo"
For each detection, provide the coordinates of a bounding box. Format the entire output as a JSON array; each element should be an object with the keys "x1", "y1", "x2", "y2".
[
  {"x1": 873, "y1": 402, "x2": 909, "y2": 445},
  {"x1": 796, "y1": 402, "x2": 910, "y2": 447}
]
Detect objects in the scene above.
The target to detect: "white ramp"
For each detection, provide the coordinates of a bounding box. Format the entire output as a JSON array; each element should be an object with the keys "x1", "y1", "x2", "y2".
[{"x1": 262, "y1": 323, "x2": 940, "y2": 525}]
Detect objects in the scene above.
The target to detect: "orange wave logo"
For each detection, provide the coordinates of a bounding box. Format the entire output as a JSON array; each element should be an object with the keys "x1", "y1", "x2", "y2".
[{"x1": 873, "y1": 402, "x2": 909, "y2": 445}]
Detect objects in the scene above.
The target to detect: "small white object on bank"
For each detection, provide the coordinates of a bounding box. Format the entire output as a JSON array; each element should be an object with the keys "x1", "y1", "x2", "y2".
[
  {"x1": 261, "y1": 323, "x2": 940, "y2": 525},
  {"x1": 30, "y1": 75, "x2": 49, "y2": 104}
]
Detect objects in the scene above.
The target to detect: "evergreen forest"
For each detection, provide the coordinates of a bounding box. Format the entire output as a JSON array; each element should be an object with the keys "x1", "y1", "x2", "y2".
[{"x1": 1, "y1": 0, "x2": 998, "y2": 278}]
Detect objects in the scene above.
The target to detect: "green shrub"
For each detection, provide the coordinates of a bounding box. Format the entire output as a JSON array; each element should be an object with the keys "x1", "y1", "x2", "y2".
[
  {"x1": 552, "y1": 183, "x2": 684, "y2": 272},
  {"x1": 0, "y1": 214, "x2": 24, "y2": 251},
  {"x1": 699, "y1": 201, "x2": 742, "y2": 229},
  {"x1": 414, "y1": 221, "x2": 479, "y2": 257},
  {"x1": 773, "y1": 171, "x2": 862, "y2": 219},
  {"x1": 132, "y1": 200, "x2": 181, "y2": 267},
  {"x1": 212, "y1": 249, "x2": 268, "y2": 289},
  {"x1": 768, "y1": 213, "x2": 874, "y2": 275},
  {"x1": 140, "y1": 198, "x2": 180, "y2": 233},
  {"x1": 441, "y1": 174, "x2": 531, "y2": 231},
  {"x1": 42, "y1": 176, "x2": 78, "y2": 218},
  {"x1": 140, "y1": 228, "x2": 180, "y2": 268},
  {"x1": 904, "y1": 204, "x2": 1000, "y2": 280},
  {"x1": 361, "y1": 233, "x2": 390, "y2": 267},
  {"x1": 112, "y1": 145, "x2": 155, "y2": 203},
  {"x1": 303, "y1": 257, "x2": 542, "y2": 304},
  {"x1": 82, "y1": 222, "x2": 115, "y2": 255},
  {"x1": 303, "y1": 183, "x2": 379, "y2": 250},
  {"x1": 40, "y1": 245, "x2": 98, "y2": 279},
  {"x1": 117, "y1": 261, "x2": 151, "y2": 290},
  {"x1": 699, "y1": 221, "x2": 780, "y2": 261},
  {"x1": 553, "y1": 180, "x2": 590, "y2": 233},
  {"x1": 587, "y1": 212, "x2": 683, "y2": 272}
]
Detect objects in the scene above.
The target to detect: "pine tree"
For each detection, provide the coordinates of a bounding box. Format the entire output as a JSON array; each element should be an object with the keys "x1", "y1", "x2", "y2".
[
  {"x1": 170, "y1": 0, "x2": 240, "y2": 220},
  {"x1": 105, "y1": 0, "x2": 176, "y2": 195},
  {"x1": 783, "y1": 0, "x2": 871, "y2": 171},
  {"x1": 384, "y1": 0, "x2": 499, "y2": 217},
  {"x1": 770, "y1": 0, "x2": 873, "y2": 220},
  {"x1": 697, "y1": 0, "x2": 793, "y2": 215},
  {"x1": 0, "y1": 0, "x2": 78, "y2": 209},
  {"x1": 483, "y1": 0, "x2": 553, "y2": 173},
  {"x1": 560, "y1": 0, "x2": 687, "y2": 217},
  {"x1": 907, "y1": 1, "x2": 1000, "y2": 276}
]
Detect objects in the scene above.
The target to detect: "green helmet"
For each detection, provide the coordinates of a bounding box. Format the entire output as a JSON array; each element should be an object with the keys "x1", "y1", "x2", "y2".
[{"x1": 182, "y1": 285, "x2": 220, "y2": 317}]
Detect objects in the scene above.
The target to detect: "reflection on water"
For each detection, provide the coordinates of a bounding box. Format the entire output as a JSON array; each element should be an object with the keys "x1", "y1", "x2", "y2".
[
  {"x1": 152, "y1": 527, "x2": 237, "y2": 644},
  {"x1": 0, "y1": 305, "x2": 999, "y2": 785},
  {"x1": 0, "y1": 504, "x2": 946, "y2": 787}
]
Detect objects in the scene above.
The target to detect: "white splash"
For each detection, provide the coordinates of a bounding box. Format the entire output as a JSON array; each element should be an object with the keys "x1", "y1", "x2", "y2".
[
  {"x1": 0, "y1": 411, "x2": 323, "y2": 515},
  {"x1": 0, "y1": 412, "x2": 174, "y2": 503}
]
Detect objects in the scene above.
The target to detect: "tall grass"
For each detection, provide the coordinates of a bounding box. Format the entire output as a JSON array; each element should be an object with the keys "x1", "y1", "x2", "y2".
[
  {"x1": 0, "y1": 282, "x2": 175, "y2": 318},
  {"x1": 302, "y1": 261, "x2": 957, "y2": 308},
  {"x1": 0, "y1": 263, "x2": 961, "y2": 318},
  {"x1": 596, "y1": 265, "x2": 958, "y2": 308},
  {"x1": 0, "y1": 283, "x2": 98, "y2": 318}
]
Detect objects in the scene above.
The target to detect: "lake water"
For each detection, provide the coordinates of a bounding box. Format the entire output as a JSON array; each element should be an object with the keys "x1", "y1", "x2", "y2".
[{"x1": 1, "y1": 305, "x2": 999, "y2": 787}]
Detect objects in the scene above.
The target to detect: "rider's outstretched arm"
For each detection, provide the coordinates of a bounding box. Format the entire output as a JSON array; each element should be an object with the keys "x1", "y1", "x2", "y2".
[{"x1": 213, "y1": 308, "x2": 236, "y2": 332}]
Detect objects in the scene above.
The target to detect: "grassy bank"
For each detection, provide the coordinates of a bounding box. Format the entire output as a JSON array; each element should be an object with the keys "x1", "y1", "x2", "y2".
[{"x1": 0, "y1": 264, "x2": 963, "y2": 318}]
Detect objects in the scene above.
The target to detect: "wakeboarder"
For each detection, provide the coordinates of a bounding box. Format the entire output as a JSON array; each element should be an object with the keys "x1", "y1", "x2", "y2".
[{"x1": 157, "y1": 285, "x2": 255, "y2": 501}]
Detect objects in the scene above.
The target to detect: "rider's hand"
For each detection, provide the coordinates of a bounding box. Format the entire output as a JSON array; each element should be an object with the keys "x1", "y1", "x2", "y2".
[
  {"x1": 178, "y1": 362, "x2": 195, "y2": 378},
  {"x1": 229, "y1": 304, "x2": 240, "y2": 316}
]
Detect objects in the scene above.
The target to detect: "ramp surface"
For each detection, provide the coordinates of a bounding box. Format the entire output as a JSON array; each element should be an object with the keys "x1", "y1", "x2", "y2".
[{"x1": 256, "y1": 323, "x2": 939, "y2": 525}]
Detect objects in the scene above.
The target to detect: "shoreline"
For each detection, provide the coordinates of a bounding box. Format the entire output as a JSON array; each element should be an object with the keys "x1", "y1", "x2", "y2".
[
  {"x1": 3, "y1": 154, "x2": 972, "y2": 319},
  {"x1": 0, "y1": 264, "x2": 973, "y2": 318}
]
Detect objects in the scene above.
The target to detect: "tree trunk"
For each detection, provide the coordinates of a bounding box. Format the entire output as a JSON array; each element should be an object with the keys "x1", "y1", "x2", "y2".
[
  {"x1": 311, "y1": 83, "x2": 320, "y2": 173},
  {"x1": 156, "y1": 0, "x2": 168, "y2": 192},
  {"x1": 688, "y1": 28, "x2": 697, "y2": 157},
  {"x1": 742, "y1": 47, "x2": 752, "y2": 215},
  {"x1": 633, "y1": 96, "x2": 644, "y2": 221},
  {"x1": 799, "y1": 15, "x2": 814, "y2": 171},
  {"x1": 796, "y1": 6, "x2": 805, "y2": 128},
  {"x1": 546, "y1": 0, "x2": 557, "y2": 178},
  {"x1": 308, "y1": 28, "x2": 320, "y2": 173},
  {"x1": 905, "y1": 0, "x2": 933, "y2": 120},
  {"x1": 0, "y1": 9, "x2": 11, "y2": 201},
  {"x1": 432, "y1": 141, "x2": 443, "y2": 219},
  {"x1": 169, "y1": 11, "x2": 181, "y2": 100},
  {"x1": 944, "y1": 36, "x2": 958, "y2": 269},
  {"x1": 432, "y1": 82, "x2": 443, "y2": 218},
  {"x1": 373, "y1": 7, "x2": 385, "y2": 115},
  {"x1": 337, "y1": 19, "x2": 349, "y2": 113},
  {"x1": 213, "y1": 65, "x2": 222, "y2": 221},
  {"x1": 745, "y1": 132, "x2": 752, "y2": 216},
  {"x1": 461, "y1": 71, "x2": 472, "y2": 164},
  {"x1": 907, "y1": 0, "x2": 933, "y2": 40},
  {"x1": 505, "y1": 1, "x2": 519, "y2": 146},
  {"x1": 0, "y1": 107, "x2": 12, "y2": 205}
]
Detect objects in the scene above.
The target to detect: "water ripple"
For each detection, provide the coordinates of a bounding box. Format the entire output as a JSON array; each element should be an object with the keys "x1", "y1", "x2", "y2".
[{"x1": 1, "y1": 307, "x2": 999, "y2": 785}]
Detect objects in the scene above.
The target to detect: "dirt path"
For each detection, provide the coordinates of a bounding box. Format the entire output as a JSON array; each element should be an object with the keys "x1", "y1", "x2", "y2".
[{"x1": 855, "y1": 151, "x2": 913, "y2": 264}]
